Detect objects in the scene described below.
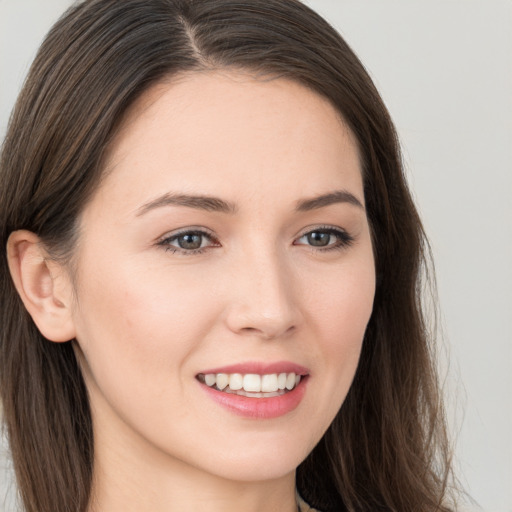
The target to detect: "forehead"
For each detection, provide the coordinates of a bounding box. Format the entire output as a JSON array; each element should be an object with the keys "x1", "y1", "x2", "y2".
[{"x1": 96, "y1": 71, "x2": 363, "y2": 213}]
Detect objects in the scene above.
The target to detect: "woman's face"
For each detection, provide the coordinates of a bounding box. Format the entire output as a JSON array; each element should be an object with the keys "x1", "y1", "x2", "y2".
[{"x1": 69, "y1": 72, "x2": 375, "y2": 482}]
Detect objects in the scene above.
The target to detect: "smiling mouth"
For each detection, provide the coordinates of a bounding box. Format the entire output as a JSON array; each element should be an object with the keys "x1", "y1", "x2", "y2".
[{"x1": 196, "y1": 372, "x2": 303, "y2": 398}]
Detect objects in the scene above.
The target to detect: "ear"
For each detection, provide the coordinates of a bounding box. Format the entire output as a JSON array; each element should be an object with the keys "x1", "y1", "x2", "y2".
[{"x1": 6, "y1": 230, "x2": 76, "y2": 342}]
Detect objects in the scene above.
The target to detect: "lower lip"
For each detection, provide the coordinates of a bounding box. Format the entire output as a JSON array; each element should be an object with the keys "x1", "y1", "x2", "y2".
[{"x1": 199, "y1": 377, "x2": 308, "y2": 419}]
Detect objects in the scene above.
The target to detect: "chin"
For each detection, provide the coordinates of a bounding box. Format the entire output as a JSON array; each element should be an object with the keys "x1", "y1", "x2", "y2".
[
  {"x1": 189, "y1": 439, "x2": 311, "y2": 483},
  {"x1": 208, "y1": 458, "x2": 299, "y2": 483}
]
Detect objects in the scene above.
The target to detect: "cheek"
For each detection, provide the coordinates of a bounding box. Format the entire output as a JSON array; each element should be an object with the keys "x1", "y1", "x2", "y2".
[
  {"x1": 71, "y1": 264, "x2": 221, "y2": 445},
  {"x1": 77, "y1": 254, "x2": 214, "y2": 334},
  {"x1": 302, "y1": 257, "x2": 375, "y2": 417},
  {"x1": 71, "y1": 258, "x2": 220, "y2": 396},
  {"x1": 306, "y1": 255, "x2": 375, "y2": 345}
]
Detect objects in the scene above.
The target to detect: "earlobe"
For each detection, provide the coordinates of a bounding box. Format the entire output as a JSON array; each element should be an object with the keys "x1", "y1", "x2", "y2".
[{"x1": 6, "y1": 230, "x2": 76, "y2": 343}]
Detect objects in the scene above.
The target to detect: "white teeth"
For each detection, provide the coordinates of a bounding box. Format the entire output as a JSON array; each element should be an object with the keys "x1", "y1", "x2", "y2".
[
  {"x1": 204, "y1": 374, "x2": 216, "y2": 387},
  {"x1": 243, "y1": 374, "x2": 261, "y2": 392},
  {"x1": 285, "y1": 372, "x2": 296, "y2": 390},
  {"x1": 224, "y1": 389, "x2": 281, "y2": 398},
  {"x1": 216, "y1": 373, "x2": 229, "y2": 390},
  {"x1": 229, "y1": 373, "x2": 243, "y2": 391},
  {"x1": 201, "y1": 371, "x2": 304, "y2": 395},
  {"x1": 261, "y1": 374, "x2": 278, "y2": 392}
]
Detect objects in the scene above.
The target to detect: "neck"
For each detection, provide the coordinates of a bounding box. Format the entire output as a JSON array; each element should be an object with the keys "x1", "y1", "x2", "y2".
[
  {"x1": 89, "y1": 461, "x2": 297, "y2": 512},
  {"x1": 88, "y1": 424, "x2": 298, "y2": 512}
]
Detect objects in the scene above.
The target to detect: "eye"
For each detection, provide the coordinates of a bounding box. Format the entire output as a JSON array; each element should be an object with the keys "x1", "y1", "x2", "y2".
[
  {"x1": 157, "y1": 229, "x2": 219, "y2": 254},
  {"x1": 295, "y1": 227, "x2": 354, "y2": 251}
]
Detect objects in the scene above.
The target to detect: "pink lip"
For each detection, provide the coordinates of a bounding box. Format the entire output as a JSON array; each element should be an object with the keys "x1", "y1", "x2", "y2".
[
  {"x1": 196, "y1": 361, "x2": 310, "y2": 420},
  {"x1": 198, "y1": 361, "x2": 309, "y2": 376},
  {"x1": 198, "y1": 376, "x2": 308, "y2": 419}
]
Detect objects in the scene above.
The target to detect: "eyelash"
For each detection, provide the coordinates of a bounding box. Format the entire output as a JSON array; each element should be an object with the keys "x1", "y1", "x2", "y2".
[
  {"x1": 157, "y1": 229, "x2": 220, "y2": 255},
  {"x1": 157, "y1": 226, "x2": 354, "y2": 255},
  {"x1": 294, "y1": 226, "x2": 355, "y2": 252}
]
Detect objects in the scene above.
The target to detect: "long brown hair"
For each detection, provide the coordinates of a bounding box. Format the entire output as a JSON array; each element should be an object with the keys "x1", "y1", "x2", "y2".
[{"x1": 0, "y1": 1, "x2": 454, "y2": 511}]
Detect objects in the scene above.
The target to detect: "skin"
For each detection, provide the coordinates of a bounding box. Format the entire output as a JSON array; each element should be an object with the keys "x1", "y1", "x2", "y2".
[{"x1": 8, "y1": 72, "x2": 376, "y2": 512}]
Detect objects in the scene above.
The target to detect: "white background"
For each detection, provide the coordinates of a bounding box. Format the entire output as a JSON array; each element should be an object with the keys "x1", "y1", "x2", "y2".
[{"x1": 0, "y1": 1, "x2": 511, "y2": 511}]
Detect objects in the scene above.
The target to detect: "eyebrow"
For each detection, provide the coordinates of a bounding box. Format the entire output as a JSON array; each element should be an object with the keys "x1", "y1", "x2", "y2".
[
  {"x1": 136, "y1": 189, "x2": 364, "y2": 217},
  {"x1": 136, "y1": 193, "x2": 238, "y2": 216},
  {"x1": 295, "y1": 190, "x2": 364, "y2": 211}
]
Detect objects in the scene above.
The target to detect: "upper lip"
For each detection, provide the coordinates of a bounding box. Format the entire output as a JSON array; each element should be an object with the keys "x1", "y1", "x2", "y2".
[{"x1": 197, "y1": 361, "x2": 309, "y2": 376}]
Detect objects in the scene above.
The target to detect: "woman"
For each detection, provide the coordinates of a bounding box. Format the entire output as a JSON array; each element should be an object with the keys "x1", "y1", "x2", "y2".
[{"x1": 0, "y1": 0, "x2": 455, "y2": 511}]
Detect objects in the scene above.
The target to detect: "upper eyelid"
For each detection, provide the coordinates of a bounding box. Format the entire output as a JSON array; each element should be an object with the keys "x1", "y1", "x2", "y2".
[
  {"x1": 157, "y1": 227, "x2": 217, "y2": 242},
  {"x1": 156, "y1": 229, "x2": 219, "y2": 255},
  {"x1": 294, "y1": 226, "x2": 354, "y2": 249},
  {"x1": 156, "y1": 225, "x2": 352, "y2": 248},
  {"x1": 295, "y1": 224, "x2": 349, "y2": 238}
]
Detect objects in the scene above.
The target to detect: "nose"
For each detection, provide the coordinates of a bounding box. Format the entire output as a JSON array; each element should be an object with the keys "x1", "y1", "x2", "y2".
[{"x1": 224, "y1": 250, "x2": 301, "y2": 340}]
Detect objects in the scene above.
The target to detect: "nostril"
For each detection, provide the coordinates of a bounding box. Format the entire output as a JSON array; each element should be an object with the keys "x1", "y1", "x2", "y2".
[{"x1": 240, "y1": 324, "x2": 295, "y2": 340}]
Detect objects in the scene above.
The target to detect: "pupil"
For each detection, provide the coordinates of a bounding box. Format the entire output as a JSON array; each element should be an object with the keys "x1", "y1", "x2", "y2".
[
  {"x1": 178, "y1": 234, "x2": 202, "y2": 249},
  {"x1": 308, "y1": 231, "x2": 330, "y2": 246}
]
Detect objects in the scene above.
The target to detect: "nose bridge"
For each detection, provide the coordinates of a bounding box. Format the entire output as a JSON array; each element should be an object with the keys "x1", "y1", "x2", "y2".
[{"x1": 225, "y1": 241, "x2": 299, "y2": 339}]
